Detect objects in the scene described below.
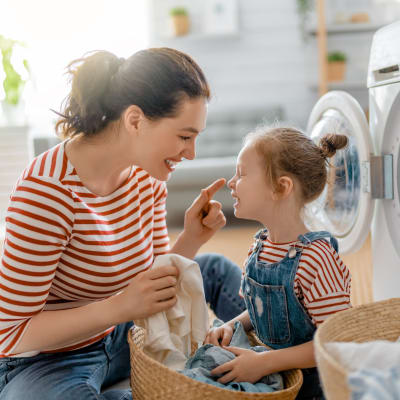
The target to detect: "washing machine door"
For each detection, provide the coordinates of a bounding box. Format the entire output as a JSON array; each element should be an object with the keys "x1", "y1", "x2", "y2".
[{"x1": 306, "y1": 91, "x2": 374, "y2": 255}]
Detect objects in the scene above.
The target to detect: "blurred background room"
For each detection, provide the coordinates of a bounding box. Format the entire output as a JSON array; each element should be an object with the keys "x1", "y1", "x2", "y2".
[{"x1": 1, "y1": 0, "x2": 400, "y2": 306}]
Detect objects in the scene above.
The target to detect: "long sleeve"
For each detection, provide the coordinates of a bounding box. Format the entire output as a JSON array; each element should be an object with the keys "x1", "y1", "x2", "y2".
[{"x1": 0, "y1": 176, "x2": 74, "y2": 355}]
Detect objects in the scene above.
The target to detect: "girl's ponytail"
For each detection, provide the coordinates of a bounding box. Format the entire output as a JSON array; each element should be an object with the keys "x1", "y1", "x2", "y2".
[{"x1": 319, "y1": 133, "x2": 349, "y2": 159}]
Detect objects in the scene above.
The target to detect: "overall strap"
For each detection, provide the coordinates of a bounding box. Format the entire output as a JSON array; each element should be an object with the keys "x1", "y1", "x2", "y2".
[{"x1": 298, "y1": 231, "x2": 339, "y2": 253}]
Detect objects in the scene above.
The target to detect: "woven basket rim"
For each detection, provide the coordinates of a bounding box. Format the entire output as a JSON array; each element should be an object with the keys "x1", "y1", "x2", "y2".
[
  {"x1": 128, "y1": 326, "x2": 303, "y2": 398},
  {"x1": 314, "y1": 297, "x2": 400, "y2": 375}
]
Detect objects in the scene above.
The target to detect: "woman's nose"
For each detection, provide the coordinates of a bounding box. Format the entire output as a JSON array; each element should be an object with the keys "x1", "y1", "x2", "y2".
[{"x1": 183, "y1": 141, "x2": 196, "y2": 160}]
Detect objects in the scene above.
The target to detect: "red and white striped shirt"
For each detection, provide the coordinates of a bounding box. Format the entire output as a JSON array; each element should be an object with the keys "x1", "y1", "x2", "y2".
[
  {"x1": 0, "y1": 141, "x2": 170, "y2": 357},
  {"x1": 244, "y1": 235, "x2": 351, "y2": 326}
]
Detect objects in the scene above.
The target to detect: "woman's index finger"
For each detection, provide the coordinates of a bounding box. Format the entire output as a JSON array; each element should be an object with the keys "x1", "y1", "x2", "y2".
[{"x1": 205, "y1": 178, "x2": 226, "y2": 200}]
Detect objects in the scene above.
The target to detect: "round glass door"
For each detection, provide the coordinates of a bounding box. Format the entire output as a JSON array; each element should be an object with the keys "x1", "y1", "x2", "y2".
[
  {"x1": 306, "y1": 91, "x2": 373, "y2": 255},
  {"x1": 307, "y1": 109, "x2": 360, "y2": 237}
]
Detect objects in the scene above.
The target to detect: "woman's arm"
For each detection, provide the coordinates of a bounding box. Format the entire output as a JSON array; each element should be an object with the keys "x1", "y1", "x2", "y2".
[{"x1": 12, "y1": 265, "x2": 179, "y2": 354}]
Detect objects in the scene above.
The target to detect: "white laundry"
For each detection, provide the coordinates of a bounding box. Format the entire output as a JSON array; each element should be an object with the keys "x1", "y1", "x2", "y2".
[
  {"x1": 325, "y1": 337, "x2": 400, "y2": 372},
  {"x1": 135, "y1": 253, "x2": 209, "y2": 370},
  {"x1": 325, "y1": 338, "x2": 400, "y2": 399}
]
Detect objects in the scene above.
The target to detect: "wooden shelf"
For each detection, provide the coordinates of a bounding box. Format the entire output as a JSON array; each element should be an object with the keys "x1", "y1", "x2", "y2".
[
  {"x1": 309, "y1": 81, "x2": 367, "y2": 91},
  {"x1": 158, "y1": 32, "x2": 239, "y2": 41},
  {"x1": 308, "y1": 22, "x2": 384, "y2": 35}
]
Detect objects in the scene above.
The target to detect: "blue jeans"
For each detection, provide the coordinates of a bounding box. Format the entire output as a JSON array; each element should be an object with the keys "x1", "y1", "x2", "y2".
[
  {"x1": 0, "y1": 253, "x2": 245, "y2": 399},
  {"x1": 196, "y1": 253, "x2": 246, "y2": 321}
]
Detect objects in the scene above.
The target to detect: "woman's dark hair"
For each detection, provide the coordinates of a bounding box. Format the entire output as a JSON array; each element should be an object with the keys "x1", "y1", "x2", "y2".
[{"x1": 55, "y1": 48, "x2": 210, "y2": 138}]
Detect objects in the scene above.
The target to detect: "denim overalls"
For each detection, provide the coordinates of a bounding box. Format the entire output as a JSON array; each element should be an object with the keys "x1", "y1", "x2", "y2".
[{"x1": 241, "y1": 229, "x2": 339, "y2": 400}]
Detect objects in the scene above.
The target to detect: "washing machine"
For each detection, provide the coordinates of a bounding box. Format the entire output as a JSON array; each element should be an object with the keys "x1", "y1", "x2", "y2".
[{"x1": 305, "y1": 21, "x2": 400, "y2": 301}]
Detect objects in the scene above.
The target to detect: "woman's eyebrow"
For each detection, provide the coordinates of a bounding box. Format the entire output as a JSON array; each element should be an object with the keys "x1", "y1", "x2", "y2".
[{"x1": 180, "y1": 127, "x2": 202, "y2": 134}]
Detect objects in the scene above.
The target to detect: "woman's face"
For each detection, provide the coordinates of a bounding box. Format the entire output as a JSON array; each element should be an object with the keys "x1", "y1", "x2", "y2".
[{"x1": 135, "y1": 97, "x2": 207, "y2": 181}]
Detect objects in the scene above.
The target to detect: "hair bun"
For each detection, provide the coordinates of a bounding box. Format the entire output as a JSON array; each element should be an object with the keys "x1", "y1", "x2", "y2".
[{"x1": 319, "y1": 133, "x2": 348, "y2": 158}]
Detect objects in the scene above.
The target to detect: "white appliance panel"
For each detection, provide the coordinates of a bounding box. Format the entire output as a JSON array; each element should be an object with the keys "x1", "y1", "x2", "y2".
[{"x1": 370, "y1": 82, "x2": 400, "y2": 300}]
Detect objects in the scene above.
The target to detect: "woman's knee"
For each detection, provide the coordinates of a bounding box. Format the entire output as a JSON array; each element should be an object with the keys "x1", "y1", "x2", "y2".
[{"x1": 195, "y1": 253, "x2": 240, "y2": 280}]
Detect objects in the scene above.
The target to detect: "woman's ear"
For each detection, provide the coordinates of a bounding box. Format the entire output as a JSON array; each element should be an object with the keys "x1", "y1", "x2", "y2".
[
  {"x1": 122, "y1": 105, "x2": 144, "y2": 134},
  {"x1": 275, "y1": 176, "x2": 294, "y2": 199}
]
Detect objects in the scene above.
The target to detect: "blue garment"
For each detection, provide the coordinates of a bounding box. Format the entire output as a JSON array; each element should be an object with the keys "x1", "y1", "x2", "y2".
[
  {"x1": 196, "y1": 253, "x2": 247, "y2": 322},
  {"x1": 0, "y1": 322, "x2": 133, "y2": 400},
  {"x1": 180, "y1": 320, "x2": 284, "y2": 393},
  {"x1": 0, "y1": 255, "x2": 245, "y2": 399},
  {"x1": 242, "y1": 229, "x2": 339, "y2": 400}
]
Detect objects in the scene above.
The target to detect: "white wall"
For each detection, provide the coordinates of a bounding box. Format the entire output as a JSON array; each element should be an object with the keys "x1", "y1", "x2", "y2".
[
  {"x1": 149, "y1": 0, "x2": 317, "y2": 128},
  {"x1": 148, "y1": 0, "x2": 398, "y2": 127}
]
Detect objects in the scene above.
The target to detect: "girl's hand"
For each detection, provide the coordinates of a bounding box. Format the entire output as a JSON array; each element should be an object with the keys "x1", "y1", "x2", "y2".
[
  {"x1": 110, "y1": 265, "x2": 179, "y2": 323},
  {"x1": 212, "y1": 347, "x2": 270, "y2": 384},
  {"x1": 204, "y1": 322, "x2": 234, "y2": 347},
  {"x1": 183, "y1": 178, "x2": 226, "y2": 245}
]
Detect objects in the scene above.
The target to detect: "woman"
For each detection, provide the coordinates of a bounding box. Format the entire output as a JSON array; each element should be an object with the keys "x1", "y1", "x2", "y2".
[{"x1": 0, "y1": 48, "x2": 245, "y2": 399}]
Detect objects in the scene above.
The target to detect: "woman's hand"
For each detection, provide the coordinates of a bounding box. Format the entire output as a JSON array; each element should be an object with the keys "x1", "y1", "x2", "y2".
[
  {"x1": 109, "y1": 265, "x2": 179, "y2": 323},
  {"x1": 170, "y1": 178, "x2": 227, "y2": 259},
  {"x1": 204, "y1": 322, "x2": 234, "y2": 347},
  {"x1": 184, "y1": 178, "x2": 227, "y2": 243},
  {"x1": 211, "y1": 347, "x2": 271, "y2": 384}
]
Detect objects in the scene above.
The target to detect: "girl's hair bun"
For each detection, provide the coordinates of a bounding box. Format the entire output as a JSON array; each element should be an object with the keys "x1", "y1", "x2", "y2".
[{"x1": 319, "y1": 133, "x2": 348, "y2": 158}]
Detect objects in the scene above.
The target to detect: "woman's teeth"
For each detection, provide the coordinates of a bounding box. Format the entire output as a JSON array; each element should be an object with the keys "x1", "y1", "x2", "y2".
[{"x1": 165, "y1": 159, "x2": 177, "y2": 170}]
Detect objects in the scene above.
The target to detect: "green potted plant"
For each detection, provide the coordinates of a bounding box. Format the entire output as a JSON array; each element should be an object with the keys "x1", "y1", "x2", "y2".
[
  {"x1": 296, "y1": 0, "x2": 313, "y2": 39},
  {"x1": 169, "y1": 7, "x2": 190, "y2": 37},
  {"x1": 327, "y1": 51, "x2": 347, "y2": 82},
  {"x1": 0, "y1": 34, "x2": 30, "y2": 125}
]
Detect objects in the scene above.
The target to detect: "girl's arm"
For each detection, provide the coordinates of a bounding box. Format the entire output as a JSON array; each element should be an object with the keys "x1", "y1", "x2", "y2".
[
  {"x1": 212, "y1": 340, "x2": 315, "y2": 384},
  {"x1": 262, "y1": 340, "x2": 315, "y2": 371},
  {"x1": 226, "y1": 309, "x2": 253, "y2": 332}
]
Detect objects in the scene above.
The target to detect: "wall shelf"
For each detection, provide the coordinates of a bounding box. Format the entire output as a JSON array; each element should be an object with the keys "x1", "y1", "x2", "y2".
[
  {"x1": 159, "y1": 32, "x2": 239, "y2": 41},
  {"x1": 308, "y1": 22, "x2": 385, "y2": 35},
  {"x1": 309, "y1": 81, "x2": 367, "y2": 91}
]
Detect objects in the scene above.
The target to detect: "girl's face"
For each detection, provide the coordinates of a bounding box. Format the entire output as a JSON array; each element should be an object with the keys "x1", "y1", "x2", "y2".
[
  {"x1": 135, "y1": 97, "x2": 207, "y2": 181},
  {"x1": 228, "y1": 144, "x2": 276, "y2": 222}
]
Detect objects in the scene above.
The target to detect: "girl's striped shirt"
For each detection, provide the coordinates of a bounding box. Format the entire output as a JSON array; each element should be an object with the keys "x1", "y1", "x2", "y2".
[
  {"x1": 244, "y1": 235, "x2": 351, "y2": 326},
  {"x1": 0, "y1": 141, "x2": 170, "y2": 357}
]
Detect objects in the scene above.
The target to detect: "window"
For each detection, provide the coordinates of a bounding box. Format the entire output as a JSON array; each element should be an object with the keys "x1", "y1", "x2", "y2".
[{"x1": 0, "y1": 0, "x2": 149, "y2": 135}]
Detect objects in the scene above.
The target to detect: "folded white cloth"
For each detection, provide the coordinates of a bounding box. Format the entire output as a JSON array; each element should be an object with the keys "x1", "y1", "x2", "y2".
[
  {"x1": 325, "y1": 338, "x2": 400, "y2": 400},
  {"x1": 325, "y1": 338, "x2": 400, "y2": 372},
  {"x1": 135, "y1": 253, "x2": 209, "y2": 370}
]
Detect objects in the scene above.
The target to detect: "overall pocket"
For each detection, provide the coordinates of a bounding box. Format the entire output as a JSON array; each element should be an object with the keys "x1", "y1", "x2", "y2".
[{"x1": 245, "y1": 277, "x2": 291, "y2": 345}]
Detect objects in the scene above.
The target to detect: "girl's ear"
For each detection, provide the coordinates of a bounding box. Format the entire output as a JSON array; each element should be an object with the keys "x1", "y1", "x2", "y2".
[{"x1": 275, "y1": 176, "x2": 294, "y2": 199}]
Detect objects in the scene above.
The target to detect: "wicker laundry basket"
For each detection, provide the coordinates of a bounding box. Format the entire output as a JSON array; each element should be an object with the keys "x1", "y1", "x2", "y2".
[
  {"x1": 314, "y1": 297, "x2": 400, "y2": 400},
  {"x1": 128, "y1": 326, "x2": 302, "y2": 400}
]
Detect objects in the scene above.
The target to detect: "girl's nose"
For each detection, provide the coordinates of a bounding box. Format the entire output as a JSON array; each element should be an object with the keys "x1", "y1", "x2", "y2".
[{"x1": 227, "y1": 176, "x2": 235, "y2": 188}]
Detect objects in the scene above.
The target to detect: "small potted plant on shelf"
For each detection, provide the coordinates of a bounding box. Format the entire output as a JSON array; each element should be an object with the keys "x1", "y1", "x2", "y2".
[
  {"x1": 0, "y1": 34, "x2": 30, "y2": 125},
  {"x1": 169, "y1": 6, "x2": 190, "y2": 37},
  {"x1": 327, "y1": 51, "x2": 347, "y2": 82}
]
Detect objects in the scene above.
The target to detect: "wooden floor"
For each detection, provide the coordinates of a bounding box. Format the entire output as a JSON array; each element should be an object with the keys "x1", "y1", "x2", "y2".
[{"x1": 169, "y1": 224, "x2": 373, "y2": 307}]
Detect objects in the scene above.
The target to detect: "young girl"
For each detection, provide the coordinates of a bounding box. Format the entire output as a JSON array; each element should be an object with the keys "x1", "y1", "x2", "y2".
[{"x1": 205, "y1": 126, "x2": 351, "y2": 399}]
